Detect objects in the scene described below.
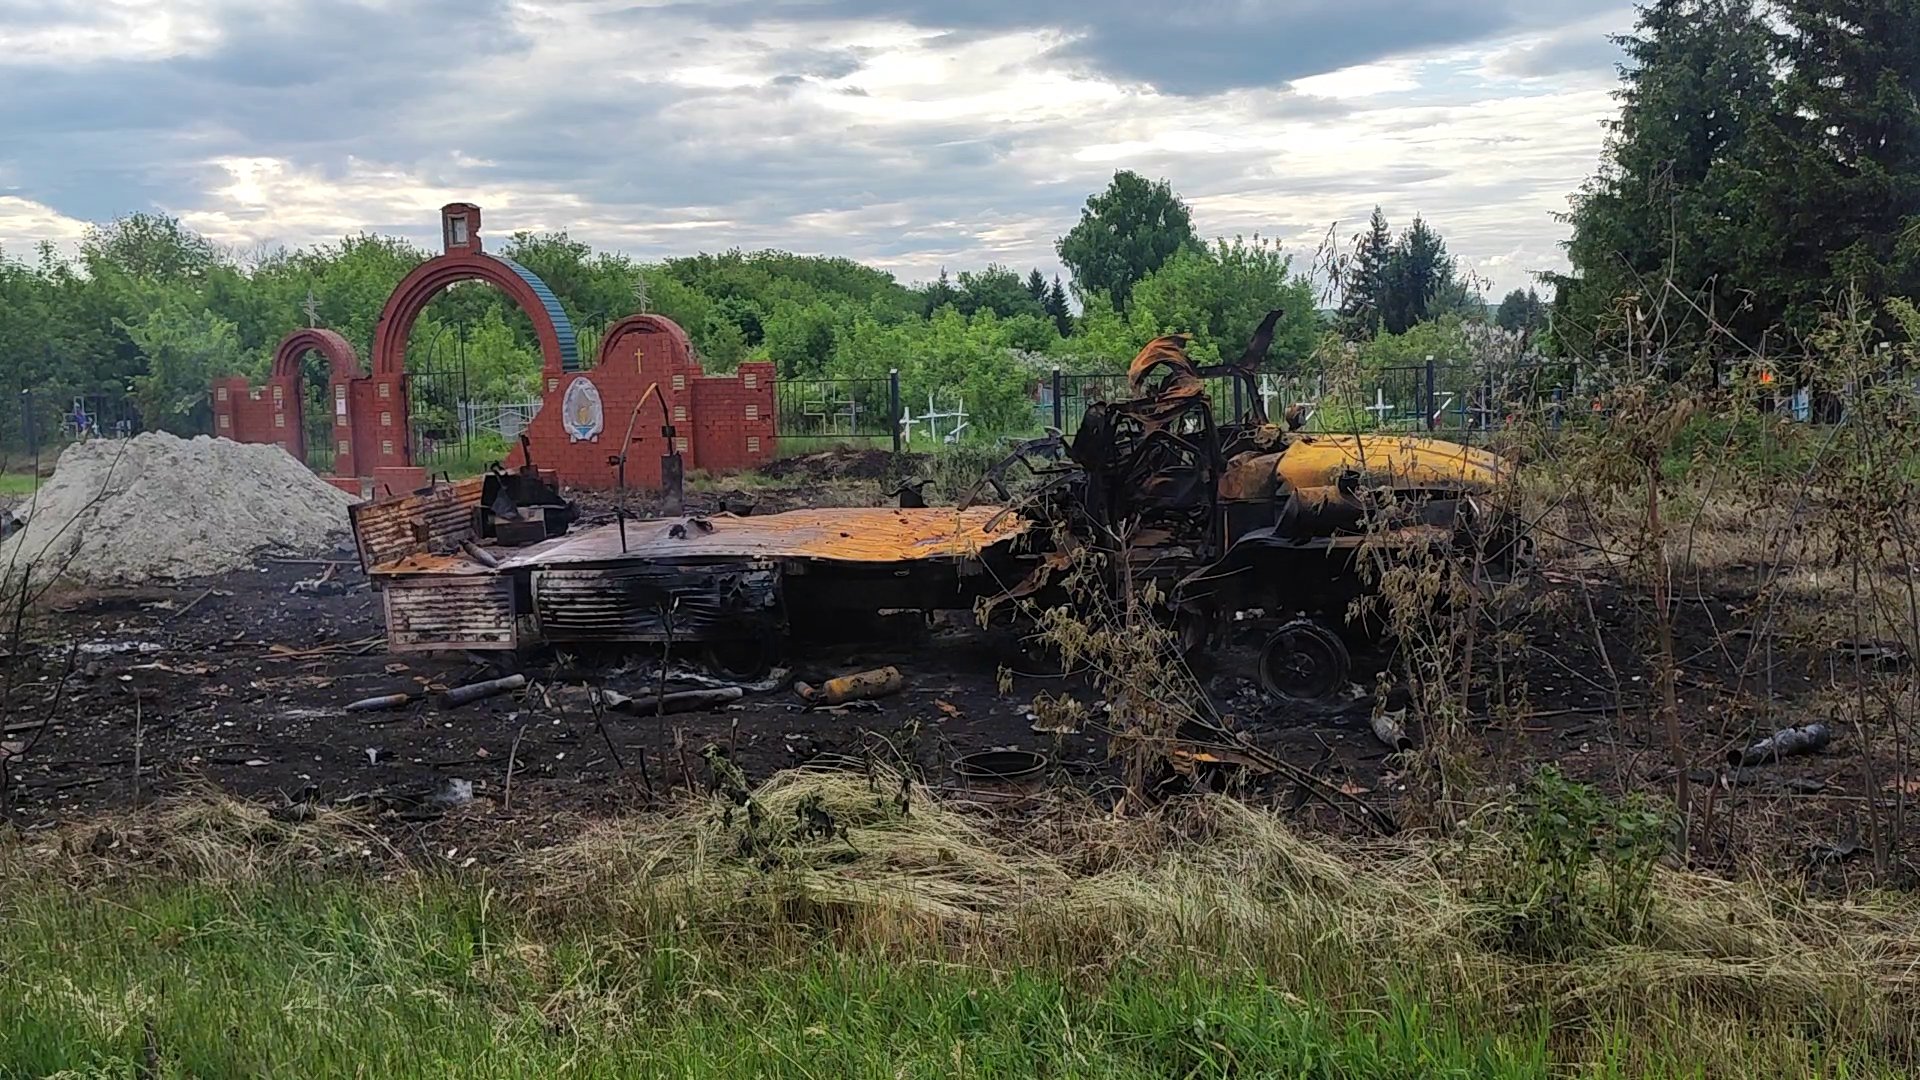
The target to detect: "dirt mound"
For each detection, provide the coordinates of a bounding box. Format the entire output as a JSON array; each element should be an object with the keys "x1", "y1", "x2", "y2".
[
  {"x1": 0, "y1": 433, "x2": 354, "y2": 585},
  {"x1": 761, "y1": 447, "x2": 921, "y2": 482}
]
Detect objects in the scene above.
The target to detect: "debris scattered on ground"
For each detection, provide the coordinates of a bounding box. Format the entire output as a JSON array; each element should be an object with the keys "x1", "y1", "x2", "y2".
[
  {"x1": 1370, "y1": 709, "x2": 1414, "y2": 752},
  {"x1": 761, "y1": 448, "x2": 909, "y2": 483},
  {"x1": 346, "y1": 692, "x2": 421, "y2": 713},
  {"x1": 604, "y1": 686, "x2": 745, "y2": 716},
  {"x1": 1730, "y1": 722, "x2": 1833, "y2": 767},
  {"x1": 797, "y1": 666, "x2": 904, "y2": 706},
  {"x1": 441, "y1": 673, "x2": 526, "y2": 708},
  {"x1": 0, "y1": 433, "x2": 354, "y2": 585}
]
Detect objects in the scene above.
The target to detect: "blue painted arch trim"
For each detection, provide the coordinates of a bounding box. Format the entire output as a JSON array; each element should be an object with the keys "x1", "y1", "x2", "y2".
[{"x1": 491, "y1": 255, "x2": 581, "y2": 372}]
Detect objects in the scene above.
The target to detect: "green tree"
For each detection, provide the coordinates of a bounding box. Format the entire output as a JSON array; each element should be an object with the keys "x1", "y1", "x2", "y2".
[
  {"x1": 918, "y1": 269, "x2": 961, "y2": 316},
  {"x1": 501, "y1": 231, "x2": 642, "y2": 329},
  {"x1": 1045, "y1": 276, "x2": 1072, "y2": 336},
  {"x1": 1767, "y1": 0, "x2": 1920, "y2": 332},
  {"x1": 698, "y1": 312, "x2": 750, "y2": 370},
  {"x1": 81, "y1": 213, "x2": 220, "y2": 283},
  {"x1": 761, "y1": 299, "x2": 844, "y2": 377},
  {"x1": 1381, "y1": 217, "x2": 1460, "y2": 335},
  {"x1": 1025, "y1": 268, "x2": 1047, "y2": 304},
  {"x1": 120, "y1": 301, "x2": 242, "y2": 428},
  {"x1": 1495, "y1": 288, "x2": 1548, "y2": 336},
  {"x1": 956, "y1": 264, "x2": 1047, "y2": 321},
  {"x1": 1125, "y1": 237, "x2": 1319, "y2": 369},
  {"x1": 1339, "y1": 207, "x2": 1395, "y2": 338},
  {"x1": 1555, "y1": 0, "x2": 1782, "y2": 350},
  {"x1": 1055, "y1": 170, "x2": 1200, "y2": 313}
]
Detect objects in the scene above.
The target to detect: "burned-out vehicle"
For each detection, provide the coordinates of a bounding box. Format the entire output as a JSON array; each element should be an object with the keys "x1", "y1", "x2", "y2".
[
  {"x1": 973, "y1": 310, "x2": 1514, "y2": 698},
  {"x1": 349, "y1": 310, "x2": 1511, "y2": 698}
]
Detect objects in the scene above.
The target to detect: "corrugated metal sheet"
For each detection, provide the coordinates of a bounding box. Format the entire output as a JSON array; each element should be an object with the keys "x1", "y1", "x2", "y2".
[
  {"x1": 350, "y1": 478, "x2": 484, "y2": 569},
  {"x1": 501, "y1": 506, "x2": 1028, "y2": 568},
  {"x1": 493, "y1": 255, "x2": 581, "y2": 372},
  {"x1": 533, "y1": 560, "x2": 778, "y2": 642},
  {"x1": 383, "y1": 573, "x2": 517, "y2": 651}
]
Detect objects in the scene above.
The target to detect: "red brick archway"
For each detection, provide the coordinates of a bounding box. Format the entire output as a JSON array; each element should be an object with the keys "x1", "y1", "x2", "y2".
[
  {"x1": 364, "y1": 203, "x2": 581, "y2": 473},
  {"x1": 213, "y1": 327, "x2": 362, "y2": 468}
]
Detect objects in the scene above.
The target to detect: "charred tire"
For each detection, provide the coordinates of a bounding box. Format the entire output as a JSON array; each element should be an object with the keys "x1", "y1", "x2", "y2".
[
  {"x1": 705, "y1": 637, "x2": 779, "y2": 682},
  {"x1": 1258, "y1": 620, "x2": 1351, "y2": 701}
]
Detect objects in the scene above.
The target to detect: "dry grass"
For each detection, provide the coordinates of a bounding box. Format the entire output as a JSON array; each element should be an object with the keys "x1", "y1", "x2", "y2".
[{"x1": 3, "y1": 767, "x2": 1917, "y2": 1075}]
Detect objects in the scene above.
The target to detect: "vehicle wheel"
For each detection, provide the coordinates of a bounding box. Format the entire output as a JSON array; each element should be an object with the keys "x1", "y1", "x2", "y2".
[{"x1": 1258, "y1": 620, "x2": 1351, "y2": 701}]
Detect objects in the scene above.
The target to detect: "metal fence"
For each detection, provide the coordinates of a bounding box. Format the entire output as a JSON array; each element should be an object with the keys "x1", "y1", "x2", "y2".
[
  {"x1": 774, "y1": 374, "x2": 900, "y2": 448},
  {"x1": 460, "y1": 400, "x2": 543, "y2": 442},
  {"x1": 1, "y1": 387, "x2": 194, "y2": 468},
  {"x1": 1031, "y1": 358, "x2": 1594, "y2": 442}
]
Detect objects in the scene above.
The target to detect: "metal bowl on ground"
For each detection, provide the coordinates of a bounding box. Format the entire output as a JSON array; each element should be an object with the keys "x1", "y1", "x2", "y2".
[{"x1": 951, "y1": 749, "x2": 1050, "y2": 797}]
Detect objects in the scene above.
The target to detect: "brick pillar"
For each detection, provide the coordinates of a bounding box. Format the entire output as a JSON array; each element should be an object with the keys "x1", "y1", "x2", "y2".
[
  {"x1": 368, "y1": 373, "x2": 409, "y2": 470},
  {"x1": 329, "y1": 375, "x2": 356, "y2": 478}
]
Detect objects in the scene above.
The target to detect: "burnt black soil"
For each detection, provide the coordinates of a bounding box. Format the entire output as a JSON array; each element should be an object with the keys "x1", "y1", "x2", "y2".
[
  {"x1": 761, "y1": 448, "x2": 920, "y2": 483},
  {"x1": 0, "y1": 458, "x2": 1901, "y2": 878}
]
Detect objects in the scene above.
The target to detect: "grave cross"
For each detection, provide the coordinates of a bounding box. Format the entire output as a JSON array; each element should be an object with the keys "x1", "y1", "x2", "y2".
[
  {"x1": 1366, "y1": 387, "x2": 1395, "y2": 424},
  {"x1": 301, "y1": 289, "x2": 321, "y2": 328}
]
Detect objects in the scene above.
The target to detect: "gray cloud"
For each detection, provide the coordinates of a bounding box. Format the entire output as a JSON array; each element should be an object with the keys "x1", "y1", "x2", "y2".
[
  {"x1": 1484, "y1": 25, "x2": 1627, "y2": 80},
  {"x1": 663, "y1": 0, "x2": 1611, "y2": 94},
  {"x1": 0, "y1": 0, "x2": 1632, "y2": 296}
]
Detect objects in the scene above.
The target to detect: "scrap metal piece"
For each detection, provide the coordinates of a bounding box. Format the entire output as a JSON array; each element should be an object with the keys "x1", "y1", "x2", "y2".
[
  {"x1": 501, "y1": 507, "x2": 1028, "y2": 566},
  {"x1": 798, "y1": 666, "x2": 903, "y2": 706},
  {"x1": 603, "y1": 686, "x2": 744, "y2": 715},
  {"x1": 1370, "y1": 709, "x2": 1414, "y2": 752},
  {"x1": 441, "y1": 673, "x2": 526, "y2": 708},
  {"x1": 381, "y1": 572, "x2": 517, "y2": 652},
  {"x1": 1730, "y1": 723, "x2": 1833, "y2": 767},
  {"x1": 952, "y1": 749, "x2": 1049, "y2": 796},
  {"x1": 531, "y1": 561, "x2": 778, "y2": 643},
  {"x1": 349, "y1": 477, "x2": 485, "y2": 569},
  {"x1": 345, "y1": 692, "x2": 420, "y2": 712}
]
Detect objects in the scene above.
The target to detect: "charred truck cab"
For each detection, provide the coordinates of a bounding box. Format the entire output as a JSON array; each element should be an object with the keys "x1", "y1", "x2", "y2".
[{"x1": 976, "y1": 309, "x2": 1516, "y2": 699}]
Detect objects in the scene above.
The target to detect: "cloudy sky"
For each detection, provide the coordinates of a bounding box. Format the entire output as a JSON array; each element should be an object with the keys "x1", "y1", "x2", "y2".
[{"x1": 0, "y1": 0, "x2": 1634, "y2": 298}]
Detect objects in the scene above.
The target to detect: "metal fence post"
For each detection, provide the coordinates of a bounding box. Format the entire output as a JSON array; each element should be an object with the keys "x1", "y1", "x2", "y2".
[
  {"x1": 888, "y1": 368, "x2": 902, "y2": 456},
  {"x1": 1424, "y1": 355, "x2": 1437, "y2": 431},
  {"x1": 1051, "y1": 368, "x2": 1064, "y2": 432},
  {"x1": 1232, "y1": 374, "x2": 1244, "y2": 421}
]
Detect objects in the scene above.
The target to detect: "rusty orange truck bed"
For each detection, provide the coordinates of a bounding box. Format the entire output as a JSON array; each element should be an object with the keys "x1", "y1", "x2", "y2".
[{"x1": 351, "y1": 481, "x2": 1032, "y2": 656}]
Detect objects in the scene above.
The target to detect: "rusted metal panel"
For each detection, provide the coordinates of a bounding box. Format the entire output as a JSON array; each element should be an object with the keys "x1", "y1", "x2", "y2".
[
  {"x1": 1273, "y1": 435, "x2": 1509, "y2": 492},
  {"x1": 382, "y1": 573, "x2": 517, "y2": 651},
  {"x1": 532, "y1": 560, "x2": 778, "y2": 643},
  {"x1": 500, "y1": 507, "x2": 1028, "y2": 568},
  {"x1": 350, "y1": 478, "x2": 485, "y2": 570}
]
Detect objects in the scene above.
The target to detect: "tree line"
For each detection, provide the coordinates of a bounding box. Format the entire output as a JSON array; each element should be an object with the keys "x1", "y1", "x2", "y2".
[
  {"x1": 1555, "y1": 0, "x2": 1919, "y2": 354},
  {"x1": 3, "y1": 0, "x2": 1913, "y2": 441}
]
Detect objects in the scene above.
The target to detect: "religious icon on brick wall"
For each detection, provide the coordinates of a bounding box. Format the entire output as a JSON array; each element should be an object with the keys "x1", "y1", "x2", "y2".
[{"x1": 562, "y1": 377, "x2": 604, "y2": 442}]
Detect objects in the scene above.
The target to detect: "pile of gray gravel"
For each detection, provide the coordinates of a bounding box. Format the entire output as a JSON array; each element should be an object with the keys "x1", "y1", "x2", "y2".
[{"x1": 0, "y1": 433, "x2": 355, "y2": 585}]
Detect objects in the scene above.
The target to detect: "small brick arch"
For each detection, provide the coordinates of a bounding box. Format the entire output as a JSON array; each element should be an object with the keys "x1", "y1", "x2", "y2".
[
  {"x1": 595, "y1": 313, "x2": 695, "y2": 368},
  {"x1": 271, "y1": 328, "x2": 361, "y2": 381},
  {"x1": 267, "y1": 328, "x2": 363, "y2": 466}
]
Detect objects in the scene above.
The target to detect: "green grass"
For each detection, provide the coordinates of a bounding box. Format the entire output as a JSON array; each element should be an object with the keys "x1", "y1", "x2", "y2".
[
  {"x1": 0, "y1": 877, "x2": 1552, "y2": 1079},
  {"x1": 0, "y1": 776, "x2": 1913, "y2": 1079},
  {"x1": 0, "y1": 473, "x2": 38, "y2": 497}
]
